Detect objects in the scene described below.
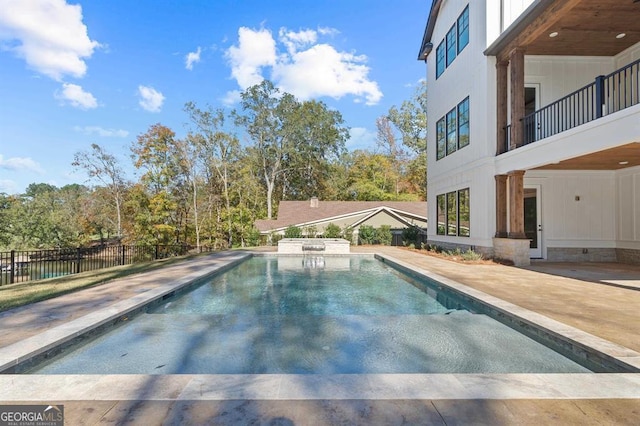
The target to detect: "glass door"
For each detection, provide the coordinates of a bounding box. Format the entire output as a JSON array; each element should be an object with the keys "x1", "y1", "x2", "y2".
[{"x1": 524, "y1": 185, "x2": 542, "y2": 258}]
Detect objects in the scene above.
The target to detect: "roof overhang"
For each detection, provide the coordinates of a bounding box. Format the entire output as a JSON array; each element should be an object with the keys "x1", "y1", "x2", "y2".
[
  {"x1": 417, "y1": 0, "x2": 443, "y2": 61},
  {"x1": 485, "y1": 0, "x2": 640, "y2": 61}
]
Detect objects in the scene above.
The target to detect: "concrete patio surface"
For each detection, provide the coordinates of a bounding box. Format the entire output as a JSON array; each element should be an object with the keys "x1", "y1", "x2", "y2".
[{"x1": 0, "y1": 247, "x2": 639, "y2": 425}]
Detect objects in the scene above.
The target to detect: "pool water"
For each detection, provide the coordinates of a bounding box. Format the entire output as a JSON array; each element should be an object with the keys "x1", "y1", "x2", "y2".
[{"x1": 29, "y1": 256, "x2": 590, "y2": 374}]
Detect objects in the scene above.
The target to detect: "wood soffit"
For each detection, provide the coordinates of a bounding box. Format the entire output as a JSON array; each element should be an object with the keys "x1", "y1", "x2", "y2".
[
  {"x1": 492, "y1": 0, "x2": 640, "y2": 61},
  {"x1": 534, "y1": 143, "x2": 640, "y2": 170}
]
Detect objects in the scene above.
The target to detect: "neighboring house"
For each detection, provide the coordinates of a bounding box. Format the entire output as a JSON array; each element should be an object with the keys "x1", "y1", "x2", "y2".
[
  {"x1": 255, "y1": 197, "x2": 427, "y2": 244},
  {"x1": 418, "y1": 0, "x2": 640, "y2": 265}
]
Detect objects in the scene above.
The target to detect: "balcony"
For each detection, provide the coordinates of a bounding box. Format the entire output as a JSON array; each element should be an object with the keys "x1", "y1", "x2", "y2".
[{"x1": 503, "y1": 58, "x2": 640, "y2": 153}]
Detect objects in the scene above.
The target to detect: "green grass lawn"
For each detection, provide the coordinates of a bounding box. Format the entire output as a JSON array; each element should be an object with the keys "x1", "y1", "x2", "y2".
[{"x1": 0, "y1": 255, "x2": 195, "y2": 312}]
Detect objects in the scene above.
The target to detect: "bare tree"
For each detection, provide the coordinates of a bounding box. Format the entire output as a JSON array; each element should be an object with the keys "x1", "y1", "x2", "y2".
[{"x1": 72, "y1": 143, "x2": 127, "y2": 238}]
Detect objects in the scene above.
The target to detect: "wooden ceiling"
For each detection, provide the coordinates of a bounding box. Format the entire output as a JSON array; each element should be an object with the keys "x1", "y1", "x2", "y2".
[
  {"x1": 534, "y1": 143, "x2": 640, "y2": 170},
  {"x1": 494, "y1": 0, "x2": 640, "y2": 60}
]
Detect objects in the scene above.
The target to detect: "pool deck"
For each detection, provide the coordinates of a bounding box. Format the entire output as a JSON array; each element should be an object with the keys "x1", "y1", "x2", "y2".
[{"x1": 0, "y1": 247, "x2": 639, "y2": 425}]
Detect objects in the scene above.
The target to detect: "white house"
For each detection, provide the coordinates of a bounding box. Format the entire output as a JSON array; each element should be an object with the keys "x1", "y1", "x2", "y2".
[{"x1": 418, "y1": 0, "x2": 640, "y2": 266}]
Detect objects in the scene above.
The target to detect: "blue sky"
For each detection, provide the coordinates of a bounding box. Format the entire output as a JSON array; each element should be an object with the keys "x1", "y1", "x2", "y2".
[{"x1": 0, "y1": 0, "x2": 429, "y2": 195}]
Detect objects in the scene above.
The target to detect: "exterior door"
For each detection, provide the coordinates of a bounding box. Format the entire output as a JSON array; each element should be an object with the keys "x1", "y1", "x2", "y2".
[
  {"x1": 524, "y1": 185, "x2": 542, "y2": 258},
  {"x1": 524, "y1": 84, "x2": 540, "y2": 143}
]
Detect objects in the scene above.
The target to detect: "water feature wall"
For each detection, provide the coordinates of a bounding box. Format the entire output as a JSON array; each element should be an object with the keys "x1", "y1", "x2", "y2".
[{"x1": 277, "y1": 238, "x2": 350, "y2": 254}]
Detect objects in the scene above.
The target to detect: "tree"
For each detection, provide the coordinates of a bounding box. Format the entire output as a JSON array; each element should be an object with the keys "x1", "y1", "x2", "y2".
[
  {"x1": 376, "y1": 115, "x2": 405, "y2": 197},
  {"x1": 235, "y1": 80, "x2": 348, "y2": 219},
  {"x1": 387, "y1": 80, "x2": 427, "y2": 199},
  {"x1": 73, "y1": 143, "x2": 127, "y2": 238},
  {"x1": 131, "y1": 124, "x2": 184, "y2": 244},
  {"x1": 184, "y1": 102, "x2": 240, "y2": 248}
]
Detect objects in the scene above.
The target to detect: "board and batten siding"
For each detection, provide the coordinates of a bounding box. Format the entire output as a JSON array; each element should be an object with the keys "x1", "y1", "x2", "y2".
[
  {"x1": 524, "y1": 56, "x2": 614, "y2": 108},
  {"x1": 617, "y1": 167, "x2": 640, "y2": 247}
]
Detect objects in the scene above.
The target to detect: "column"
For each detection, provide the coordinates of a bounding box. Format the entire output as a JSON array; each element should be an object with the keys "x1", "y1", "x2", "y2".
[
  {"x1": 508, "y1": 170, "x2": 526, "y2": 239},
  {"x1": 495, "y1": 175, "x2": 508, "y2": 238},
  {"x1": 496, "y1": 61, "x2": 509, "y2": 154},
  {"x1": 509, "y1": 48, "x2": 525, "y2": 150}
]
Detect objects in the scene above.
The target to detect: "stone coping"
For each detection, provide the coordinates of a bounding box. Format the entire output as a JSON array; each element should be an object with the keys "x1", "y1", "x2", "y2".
[{"x1": 0, "y1": 373, "x2": 639, "y2": 401}]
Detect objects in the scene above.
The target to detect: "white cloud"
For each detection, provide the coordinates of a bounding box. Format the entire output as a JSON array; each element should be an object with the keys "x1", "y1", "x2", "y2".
[
  {"x1": 185, "y1": 46, "x2": 201, "y2": 70},
  {"x1": 0, "y1": 179, "x2": 18, "y2": 194},
  {"x1": 56, "y1": 83, "x2": 97, "y2": 109},
  {"x1": 347, "y1": 127, "x2": 376, "y2": 150},
  {"x1": 0, "y1": 154, "x2": 45, "y2": 174},
  {"x1": 137, "y1": 85, "x2": 165, "y2": 112},
  {"x1": 0, "y1": 0, "x2": 100, "y2": 81},
  {"x1": 221, "y1": 90, "x2": 242, "y2": 106},
  {"x1": 224, "y1": 26, "x2": 382, "y2": 105},
  {"x1": 73, "y1": 126, "x2": 128, "y2": 138},
  {"x1": 274, "y1": 44, "x2": 382, "y2": 105},
  {"x1": 278, "y1": 28, "x2": 317, "y2": 55},
  {"x1": 225, "y1": 27, "x2": 277, "y2": 88}
]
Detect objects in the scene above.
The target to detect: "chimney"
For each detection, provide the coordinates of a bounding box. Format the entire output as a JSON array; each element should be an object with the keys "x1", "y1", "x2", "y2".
[{"x1": 310, "y1": 197, "x2": 319, "y2": 208}]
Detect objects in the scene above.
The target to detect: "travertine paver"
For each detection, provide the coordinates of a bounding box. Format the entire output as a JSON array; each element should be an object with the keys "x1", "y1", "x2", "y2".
[
  {"x1": 1, "y1": 247, "x2": 639, "y2": 424},
  {"x1": 356, "y1": 246, "x2": 640, "y2": 352}
]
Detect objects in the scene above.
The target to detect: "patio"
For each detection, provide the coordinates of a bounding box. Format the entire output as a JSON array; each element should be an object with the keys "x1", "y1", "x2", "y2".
[{"x1": 0, "y1": 247, "x2": 638, "y2": 424}]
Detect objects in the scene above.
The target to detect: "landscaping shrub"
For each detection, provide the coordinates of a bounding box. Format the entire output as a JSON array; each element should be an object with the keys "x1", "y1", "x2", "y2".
[
  {"x1": 402, "y1": 226, "x2": 419, "y2": 247},
  {"x1": 461, "y1": 248, "x2": 483, "y2": 261},
  {"x1": 324, "y1": 223, "x2": 342, "y2": 238},
  {"x1": 358, "y1": 225, "x2": 376, "y2": 245},
  {"x1": 342, "y1": 226, "x2": 354, "y2": 244},
  {"x1": 284, "y1": 225, "x2": 302, "y2": 238},
  {"x1": 249, "y1": 228, "x2": 262, "y2": 247},
  {"x1": 303, "y1": 224, "x2": 318, "y2": 238},
  {"x1": 376, "y1": 225, "x2": 393, "y2": 245}
]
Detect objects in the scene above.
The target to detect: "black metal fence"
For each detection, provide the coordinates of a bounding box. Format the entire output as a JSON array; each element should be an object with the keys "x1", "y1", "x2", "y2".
[
  {"x1": 0, "y1": 244, "x2": 194, "y2": 285},
  {"x1": 503, "y1": 57, "x2": 640, "y2": 151}
]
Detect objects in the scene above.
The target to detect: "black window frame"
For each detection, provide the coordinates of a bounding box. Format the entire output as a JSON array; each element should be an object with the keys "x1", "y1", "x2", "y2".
[
  {"x1": 436, "y1": 194, "x2": 446, "y2": 235},
  {"x1": 457, "y1": 5, "x2": 469, "y2": 53},
  {"x1": 436, "y1": 188, "x2": 470, "y2": 237},
  {"x1": 436, "y1": 41, "x2": 445, "y2": 79},
  {"x1": 457, "y1": 97, "x2": 470, "y2": 149},
  {"x1": 446, "y1": 24, "x2": 457, "y2": 67},
  {"x1": 436, "y1": 117, "x2": 446, "y2": 160},
  {"x1": 433, "y1": 4, "x2": 469, "y2": 78},
  {"x1": 436, "y1": 96, "x2": 470, "y2": 160},
  {"x1": 446, "y1": 107, "x2": 457, "y2": 155}
]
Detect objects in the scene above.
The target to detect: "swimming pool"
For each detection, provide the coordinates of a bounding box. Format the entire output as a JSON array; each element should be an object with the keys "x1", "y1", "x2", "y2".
[{"x1": 28, "y1": 256, "x2": 590, "y2": 374}]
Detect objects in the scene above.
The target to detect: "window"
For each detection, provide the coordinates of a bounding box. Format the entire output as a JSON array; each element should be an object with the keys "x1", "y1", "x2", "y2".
[
  {"x1": 447, "y1": 191, "x2": 457, "y2": 236},
  {"x1": 436, "y1": 41, "x2": 445, "y2": 79},
  {"x1": 446, "y1": 108, "x2": 457, "y2": 155},
  {"x1": 437, "y1": 194, "x2": 446, "y2": 235},
  {"x1": 437, "y1": 97, "x2": 469, "y2": 160},
  {"x1": 446, "y1": 25, "x2": 457, "y2": 67},
  {"x1": 457, "y1": 6, "x2": 469, "y2": 53},
  {"x1": 457, "y1": 97, "x2": 470, "y2": 148},
  {"x1": 437, "y1": 188, "x2": 470, "y2": 237},
  {"x1": 436, "y1": 118, "x2": 446, "y2": 160},
  {"x1": 433, "y1": 4, "x2": 469, "y2": 78},
  {"x1": 458, "y1": 188, "x2": 470, "y2": 236}
]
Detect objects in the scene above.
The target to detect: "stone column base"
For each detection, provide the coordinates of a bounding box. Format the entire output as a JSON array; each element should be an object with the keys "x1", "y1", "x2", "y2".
[{"x1": 493, "y1": 237, "x2": 530, "y2": 266}]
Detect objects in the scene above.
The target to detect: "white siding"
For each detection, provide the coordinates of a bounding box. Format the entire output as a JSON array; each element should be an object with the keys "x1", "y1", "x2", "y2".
[
  {"x1": 615, "y1": 42, "x2": 640, "y2": 69},
  {"x1": 526, "y1": 171, "x2": 617, "y2": 250},
  {"x1": 525, "y1": 56, "x2": 614, "y2": 106},
  {"x1": 617, "y1": 167, "x2": 640, "y2": 247},
  {"x1": 427, "y1": 0, "x2": 498, "y2": 248},
  {"x1": 501, "y1": 0, "x2": 535, "y2": 32}
]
